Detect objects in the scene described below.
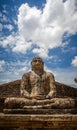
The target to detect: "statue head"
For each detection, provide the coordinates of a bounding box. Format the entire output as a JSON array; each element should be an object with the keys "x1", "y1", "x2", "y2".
[{"x1": 31, "y1": 57, "x2": 44, "y2": 72}]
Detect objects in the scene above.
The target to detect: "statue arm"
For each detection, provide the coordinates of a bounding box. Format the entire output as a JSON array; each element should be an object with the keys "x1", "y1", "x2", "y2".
[
  {"x1": 20, "y1": 74, "x2": 31, "y2": 98},
  {"x1": 47, "y1": 73, "x2": 57, "y2": 98}
]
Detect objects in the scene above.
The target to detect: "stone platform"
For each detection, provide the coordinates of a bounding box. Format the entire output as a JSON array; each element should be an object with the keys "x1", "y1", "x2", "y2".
[
  {"x1": 0, "y1": 114, "x2": 77, "y2": 130},
  {"x1": 3, "y1": 108, "x2": 77, "y2": 114},
  {"x1": 0, "y1": 79, "x2": 77, "y2": 130}
]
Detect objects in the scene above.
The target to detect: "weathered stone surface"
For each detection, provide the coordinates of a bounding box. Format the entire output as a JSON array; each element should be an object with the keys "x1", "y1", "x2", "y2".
[
  {"x1": 3, "y1": 108, "x2": 77, "y2": 114},
  {"x1": 0, "y1": 80, "x2": 77, "y2": 112},
  {"x1": 0, "y1": 114, "x2": 77, "y2": 130},
  {"x1": 0, "y1": 80, "x2": 21, "y2": 112},
  {"x1": 4, "y1": 97, "x2": 77, "y2": 109},
  {"x1": 0, "y1": 80, "x2": 77, "y2": 98},
  {"x1": 0, "y1": 80, "x2": 20, "y2": 98}
]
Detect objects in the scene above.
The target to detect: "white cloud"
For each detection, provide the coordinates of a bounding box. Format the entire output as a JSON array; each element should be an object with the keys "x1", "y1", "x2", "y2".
[
  {"x1": 0, "y1": 60, "x2": 30, "y2": 84},
  {"x1": 13, "y1": 19, "x2": 17, "y2": 25},
  {"x1": 4, "y1": 24, "x2": 14, "y2": 31},
  {"x1": 17, "y1": 0, "x2": 77, "y2": 57},
  {"x1": 0, "y1": 0, "x2": 77, "y2": 58},
  {"x1": 18, "y1": 3, "x2": 41, "y2": 39},
  {"x1": 0, "y1": 60, "x2": 5, "y2": 72},
  {"x1": 32, "y1": 48, "x2": 49, "y2": 58},
  {"x1": 12, "y1": 39, "x2": 32, "y2": 53},
  {"x1": 0, "y1": 33, "x2": 32, "y2": 53},
  {"x1": 6, "y1": 60, "x2": 30, "y2": 71},
  {"x1": 61, "y1": 46, "x2": 77, "y2": 53},
  {"x1": 0, "y1": 35, "x2": 16, "y2": 47},
  {"x1": 71, "y1": 56, "x2": 77, "y2": 66}
]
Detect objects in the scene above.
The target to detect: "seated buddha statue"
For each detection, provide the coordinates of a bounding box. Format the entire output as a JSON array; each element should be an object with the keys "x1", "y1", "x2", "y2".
[{"x1": 4, "y1": 57, "x2": 76, "y2": 109}]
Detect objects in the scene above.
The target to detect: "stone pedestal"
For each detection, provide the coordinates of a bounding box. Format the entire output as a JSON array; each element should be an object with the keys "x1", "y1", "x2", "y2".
[
  {"x1": 0, "y1": 79, "x2": 77, "y2": 130},
  {"x1": 3, "y1": 108, "x2": 77, "y2": 114},
  {"x1": 0, "y1": 114, "x2": 77, "y2": 130}
]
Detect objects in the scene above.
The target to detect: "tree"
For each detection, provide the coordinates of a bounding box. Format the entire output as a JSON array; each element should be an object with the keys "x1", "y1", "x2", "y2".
[{"x1": 74, "y1": 78, "x2": 77, "y2": 83}]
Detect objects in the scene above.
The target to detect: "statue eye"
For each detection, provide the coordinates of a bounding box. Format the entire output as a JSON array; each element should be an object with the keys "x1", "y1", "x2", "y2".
[
  {"x1": 33, "y1": 59, "x2": 42, "y2": 63},
  {"x1": 33, "y1": 60, "x2": 37, "y2": 62}
]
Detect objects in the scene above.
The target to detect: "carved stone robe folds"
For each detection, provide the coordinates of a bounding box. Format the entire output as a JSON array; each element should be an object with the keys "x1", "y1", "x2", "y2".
[{"x1": 20, "y1": 71, "x2": 56, "y2": 99}]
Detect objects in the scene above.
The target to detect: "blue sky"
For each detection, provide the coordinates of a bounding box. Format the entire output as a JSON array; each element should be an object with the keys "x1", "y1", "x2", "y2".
[{"x1": 0, "y1": 0, "x2": 77, "y2": 87}]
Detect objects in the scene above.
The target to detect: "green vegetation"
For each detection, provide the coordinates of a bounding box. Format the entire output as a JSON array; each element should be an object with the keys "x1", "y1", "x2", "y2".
[{"x1": 74, "y1": 78, "x2": 77, "y2": 83}]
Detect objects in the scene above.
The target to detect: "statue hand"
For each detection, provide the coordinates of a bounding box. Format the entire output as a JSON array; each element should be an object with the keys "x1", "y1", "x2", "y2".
[
  {"x1": 24, "y1": 95, "x2": 32, "y2": 99},
  {"x1": 46, "y1": 95, "x2": 54, "y2": 99},
  {"x1": 47, "y1": 91, "x2": 57, "y2": 99},
  {"x1": 46, "y1": 95, "x2": 51, "y2": 99},
  {"x1": 30, "y1": 95, "x2": 46, "y2": 100}
]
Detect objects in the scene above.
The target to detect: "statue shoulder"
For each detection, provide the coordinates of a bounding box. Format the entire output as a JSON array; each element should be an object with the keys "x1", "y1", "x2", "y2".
[
  {"x1": 22, "y1": 71, "x2": 31, "y2": 79},
  {"x1": 45, "y1": 71, "x2": 54, "y2": 78}
]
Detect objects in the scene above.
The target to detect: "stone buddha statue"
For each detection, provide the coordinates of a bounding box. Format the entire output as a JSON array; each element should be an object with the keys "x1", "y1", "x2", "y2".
[
  {"x1": 21, "y1": 56, "x2": 57, "y2": 100},
  {"x1": 4, "y1": 57, "x2": 76, "y2": 110}
]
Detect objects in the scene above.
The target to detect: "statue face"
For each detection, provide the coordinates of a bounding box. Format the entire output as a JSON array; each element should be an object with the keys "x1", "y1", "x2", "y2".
[{"x1": 31, "y1": 57, "x2": 44, "y2": 70}]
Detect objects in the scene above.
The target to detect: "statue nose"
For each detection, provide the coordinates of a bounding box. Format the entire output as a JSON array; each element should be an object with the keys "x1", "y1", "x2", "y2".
[{"x1": 36, "y1": 61, "x2": 39, "y2": 64}]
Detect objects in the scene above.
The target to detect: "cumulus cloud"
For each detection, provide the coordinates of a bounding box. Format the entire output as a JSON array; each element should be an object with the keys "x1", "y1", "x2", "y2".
[
  {"x1": 6, "y1": 60, "x2": 30, "y2": 73},
  {"x1": 12, "y1": 37, "x2": 32, "y2": 53},
  {"x1": 0, "y1": 60, "x2": 30, "y2": 84},
  {"x1": 4, "y1": 24, "x2": 14, "y2": 31},
  {"x1": 71, "y1": 56, "x2": 77, "y2": 66},
  {"x1": 0, "y1": 0, "x2": 77, "y2": 58},
  {"x1": 0, "y1": 35, "x2": 16, "y2": 47},
  {"x1": 17, "y1": 0, "x2": 77, "y2": 57},
  {"x1": 32, "y1": 48, "x2": 49, "y2": 58}
]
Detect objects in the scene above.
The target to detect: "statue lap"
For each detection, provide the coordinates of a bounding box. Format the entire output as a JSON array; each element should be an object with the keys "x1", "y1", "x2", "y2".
[{"x1": 5, "y1": 97, "x2": 76, "y2": 109}]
